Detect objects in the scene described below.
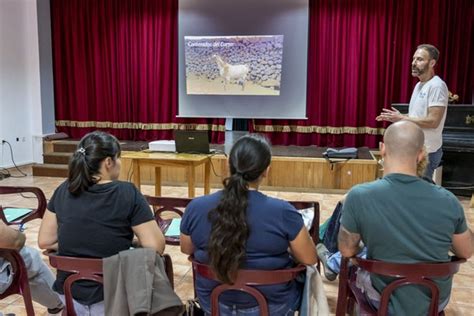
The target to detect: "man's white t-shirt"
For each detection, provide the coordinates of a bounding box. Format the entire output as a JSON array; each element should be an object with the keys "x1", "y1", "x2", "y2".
[{"x1": 408, "y1": 75, "x2": 448, "y2": 153}]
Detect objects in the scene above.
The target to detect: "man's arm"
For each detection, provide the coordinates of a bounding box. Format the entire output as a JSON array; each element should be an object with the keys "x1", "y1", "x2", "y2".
[
  {"x1": 403, "y1": 106, "x2": 446, "y2": 129},
  {"x1": 452, "y1": 228, "x2": 473, "y2": 259},
  {"x1": 338, "y1": 225, "x2": 362, "y2": 258},
  {"x1": 0, "y1": 221, "x2": 26, "y2": 250},
  {"x1": 376, "y1": 106, "x2": 445, "y2": 129}
]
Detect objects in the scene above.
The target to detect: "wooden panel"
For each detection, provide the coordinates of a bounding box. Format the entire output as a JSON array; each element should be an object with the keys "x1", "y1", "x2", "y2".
[{"x1": 119, "y1": 153, "x2": 378, "y2": 191}]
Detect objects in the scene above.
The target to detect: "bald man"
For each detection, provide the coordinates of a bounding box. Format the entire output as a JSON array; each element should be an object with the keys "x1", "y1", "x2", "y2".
[
  {"x1": 377, "y1": 44, "x2": 448, "y2": 179},
  {"x1": 338, "y1": 121, "x2": 472, "y2": 315}
]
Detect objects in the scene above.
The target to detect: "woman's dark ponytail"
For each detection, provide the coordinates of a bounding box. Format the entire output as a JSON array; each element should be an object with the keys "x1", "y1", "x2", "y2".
[
  {"x1": 207, "y1": 134, "x2": 271, "y2": 283},
  {"x1": 68, "y1": 131, "x2": 121, "y2": 195}
]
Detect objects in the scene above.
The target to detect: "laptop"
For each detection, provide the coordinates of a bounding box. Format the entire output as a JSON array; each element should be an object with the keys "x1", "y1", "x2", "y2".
[{"x1": 174, "y1": 130, "x2": 211, "y2": 154}]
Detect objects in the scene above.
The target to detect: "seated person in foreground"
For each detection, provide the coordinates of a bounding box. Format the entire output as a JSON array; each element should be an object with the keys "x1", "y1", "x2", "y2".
[
  {"x1": 317, "y1": 147, "x2": 431, "y2": 281},
  {"x1": 338, "y1": 121, "x2": 473, "y2": 316},
  {"x1": 0, "y1": 220, "x2": 64, "y2": 315},
  {"x1": 38, "y1": 131, "x2": 165, "y2": 314},
  {"x1": 180, "y1": 134, "x2": 317, "y2": 315}
]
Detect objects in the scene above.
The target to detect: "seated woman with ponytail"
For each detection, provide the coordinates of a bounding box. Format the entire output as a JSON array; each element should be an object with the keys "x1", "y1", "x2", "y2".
[
  {"x1": 39, "y1": 131, "x2": 165, "y2": 314},
  {"x1": 180, "y1": 134, "x2": 317, "y2": 315}
]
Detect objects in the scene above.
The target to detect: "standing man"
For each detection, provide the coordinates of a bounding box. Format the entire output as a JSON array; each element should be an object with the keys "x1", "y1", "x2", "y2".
[
  {"x1": 377, "y1": 44, "x2": 448, "y2": 179},
  {"x1": 338, "y1": 121, "x2": 472, "y2": 315}
]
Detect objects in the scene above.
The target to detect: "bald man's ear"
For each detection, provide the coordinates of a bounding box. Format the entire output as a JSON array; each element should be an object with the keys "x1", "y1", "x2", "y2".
[
  {"x1": 380, "y1": 142, "x2": 386, "y2": 158},
  {"x1": 416, "y1": 150, "x2": 425, "y2": 164}
]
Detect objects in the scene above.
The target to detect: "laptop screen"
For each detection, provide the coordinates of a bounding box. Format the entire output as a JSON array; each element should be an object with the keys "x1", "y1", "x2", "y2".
[{"x1": 174, "y1": 130, "x2": 210, "y2": 154}]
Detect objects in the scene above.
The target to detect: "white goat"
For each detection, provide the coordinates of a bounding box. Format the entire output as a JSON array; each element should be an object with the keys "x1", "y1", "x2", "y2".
[{"x1": 212, "y1": 54, "x2": 250, "y2": 91}]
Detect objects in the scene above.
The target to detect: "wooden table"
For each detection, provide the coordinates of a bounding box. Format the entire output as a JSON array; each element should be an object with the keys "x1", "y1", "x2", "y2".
[{"x1": 121, "y1": 151, "x2": 211, "y2": 198}]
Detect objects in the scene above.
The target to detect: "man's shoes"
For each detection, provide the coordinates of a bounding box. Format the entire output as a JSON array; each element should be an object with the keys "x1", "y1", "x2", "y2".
[
  {"x1": 316, "y1": 243, "x2": 338, "y2": 281},
  {"x1": 47, "y1": 305, "x2": 64, "y2": 316}
]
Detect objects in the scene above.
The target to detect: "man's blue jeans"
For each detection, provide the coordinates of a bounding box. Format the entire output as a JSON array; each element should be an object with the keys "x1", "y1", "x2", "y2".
[{"x1": 424, "y1": 147, "x2": 443, "y2": 180}]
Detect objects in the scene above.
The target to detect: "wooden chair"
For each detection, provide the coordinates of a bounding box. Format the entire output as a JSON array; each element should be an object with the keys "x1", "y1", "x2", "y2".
[
  {"x1": 190, "y1": 256, "x2": 306, "y2": 316},
  {"x1": 145, "y1": 196, "x2": 192, "y2": 245},
  {"x1": 0, "y1": 186, "x2": 47, "y2": 225},
  {"x1": 335, "y1": 256, "x2": 466, "y2": 316},
  {"x1": 0, "y1": 249, "x2": 35, "y2": 316},
  {"x1": 45, "y1": 251, "x2": 175, "y2": 316},
  {"x1": 0, "y1": 186, "x2": 47, "y2": 315},
  {"x1": 288, "y1": 200, "x2": 320, "y2": 243}
]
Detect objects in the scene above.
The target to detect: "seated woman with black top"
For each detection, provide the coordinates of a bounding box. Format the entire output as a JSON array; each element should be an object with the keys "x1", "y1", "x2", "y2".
[
  {"x1": 39, "y1": 131, "x2": 165, "y2": 314},
  {"x1": 180, "y1": 134, "x2": 317, "y2": 316}
]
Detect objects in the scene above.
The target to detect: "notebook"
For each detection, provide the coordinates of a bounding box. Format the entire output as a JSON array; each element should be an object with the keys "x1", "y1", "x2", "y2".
[
  {"x1": 174, "y1": 130, "x2": 211, "y2": 154},
  {"x1": 2, "y1": 208, "x2": 32, "y2": 223},
  {"x1": 165, "y1": 218, "x2": 181, "y2": 237}
]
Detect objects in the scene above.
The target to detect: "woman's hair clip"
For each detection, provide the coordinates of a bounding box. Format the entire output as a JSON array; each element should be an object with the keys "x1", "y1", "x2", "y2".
[{"x1": 77, "y1": 147, "x2": 86, "y2": 155}]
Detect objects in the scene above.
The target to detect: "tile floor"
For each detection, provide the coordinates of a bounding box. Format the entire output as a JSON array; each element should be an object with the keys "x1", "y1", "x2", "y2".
[{"x1": 0, "y1": 169, "x2": 472, "y2": 315}]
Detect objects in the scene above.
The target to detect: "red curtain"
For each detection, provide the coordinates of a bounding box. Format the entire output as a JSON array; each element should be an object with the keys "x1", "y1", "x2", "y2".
[
  {"x1": 51, "y1": 0, "x2": 225, "y2": 143},
  {"x1": 254, "y1": 0, "x2": 473, "y2": 147}
]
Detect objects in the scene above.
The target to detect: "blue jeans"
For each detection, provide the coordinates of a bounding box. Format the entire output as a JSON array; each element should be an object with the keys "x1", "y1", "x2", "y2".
[
  {"x1": 0, "y1": 247, "x2": 63, "y2": 310},
  {"x1": 424, "y1": 147, "x2": 443, "y2": 180},
  {"x1": 205, "y1": 291, "x2": 301, "y2": 316},
  {"x1": 209, "y1": 302, "x2": 298, "y2": 316}
]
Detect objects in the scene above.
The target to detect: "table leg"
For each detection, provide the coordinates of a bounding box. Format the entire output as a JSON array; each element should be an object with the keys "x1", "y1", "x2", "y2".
[
  {"x1": 155, "y1": 167, "x2": 162, "y2": 197},
  {"x1": 471, "y1": 193, "x2": 474, "y2": 208},
  {"x1": 131, "y1": 160, "x2": 141, "y2": 192},
  {"x1": 204, "y1": 160, "x2": 211, "y2": 195},
  {"x1": 188, "y1": 166, "x2": 195, "y2": 198}
]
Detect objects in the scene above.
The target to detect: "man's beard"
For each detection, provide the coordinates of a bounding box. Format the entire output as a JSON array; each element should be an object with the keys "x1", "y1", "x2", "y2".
[{"x1": 412, "y1": 65, "x2": 428, "y2": 77}]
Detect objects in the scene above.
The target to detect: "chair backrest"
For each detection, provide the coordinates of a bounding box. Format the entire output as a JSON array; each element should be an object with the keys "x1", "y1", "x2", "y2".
[
  {"x1": 190, "y1": 256, "x2": 305, "y2": 316},
  {"x1": 46, "y1": 251, "x2": 103, "y2": 316},
  {"x1": 0, "y1": 186, "x2": 47, "y2": 315},
  {"x1": 288, "y1": 200, "x2": 320, "y2": 244},
  {"x1": 0, "y1": 186, "x2": 47, "y2": 225},
  {"x1": 0, "y1": 249, "x2": 35, "y2": 315},
  {"x1": 288, "y1": 200, "x2": 320, "y2": 271},
  {"x1": 336, "y1": 256, "x2": 466, "y2": 316},
  {"x1": 45, "y1": 251, "x2": 175, "y2": 316},
  {"x1": 145, "y1": 196, "x2": 193, "y2": 245}
]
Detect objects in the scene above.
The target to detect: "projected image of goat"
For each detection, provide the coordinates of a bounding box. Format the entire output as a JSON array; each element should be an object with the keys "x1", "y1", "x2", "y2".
[{"x1": 212, "y1": 54, "x2": 250, "y2": 91}]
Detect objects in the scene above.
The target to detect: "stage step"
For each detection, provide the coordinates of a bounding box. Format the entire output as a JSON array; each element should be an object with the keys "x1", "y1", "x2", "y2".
[
  {"x1": 43, "y1": 152, "x2": 72, "y2": 164},
  {"x1": 53, "y1": 140, "x2": 80, "y2": 153},
  {"x1": 32, "y1": 164, "x2": 68, "y2": 178}
]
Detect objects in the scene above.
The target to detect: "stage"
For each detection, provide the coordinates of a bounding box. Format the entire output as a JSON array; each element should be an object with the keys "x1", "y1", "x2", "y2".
[{"x1": 118, "y1": 132, "x2": 380, "y2": 193}]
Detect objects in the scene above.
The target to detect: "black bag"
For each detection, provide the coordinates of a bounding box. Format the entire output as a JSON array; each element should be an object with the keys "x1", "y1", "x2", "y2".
[
  {"x1": 185, "y1": 299, "x2": 205, "y2": 316},
  {"x1": 322, "y1": 147, "x2": 358, "y2": 159}
]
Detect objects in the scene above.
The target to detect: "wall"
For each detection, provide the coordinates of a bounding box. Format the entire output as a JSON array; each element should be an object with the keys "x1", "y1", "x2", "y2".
[
  {"x1": 37, "y1": 0, "x2": 55, "y2": 136},
  {"x1": 0, "y1": 0, "x2": 45, "y2": 168}
]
